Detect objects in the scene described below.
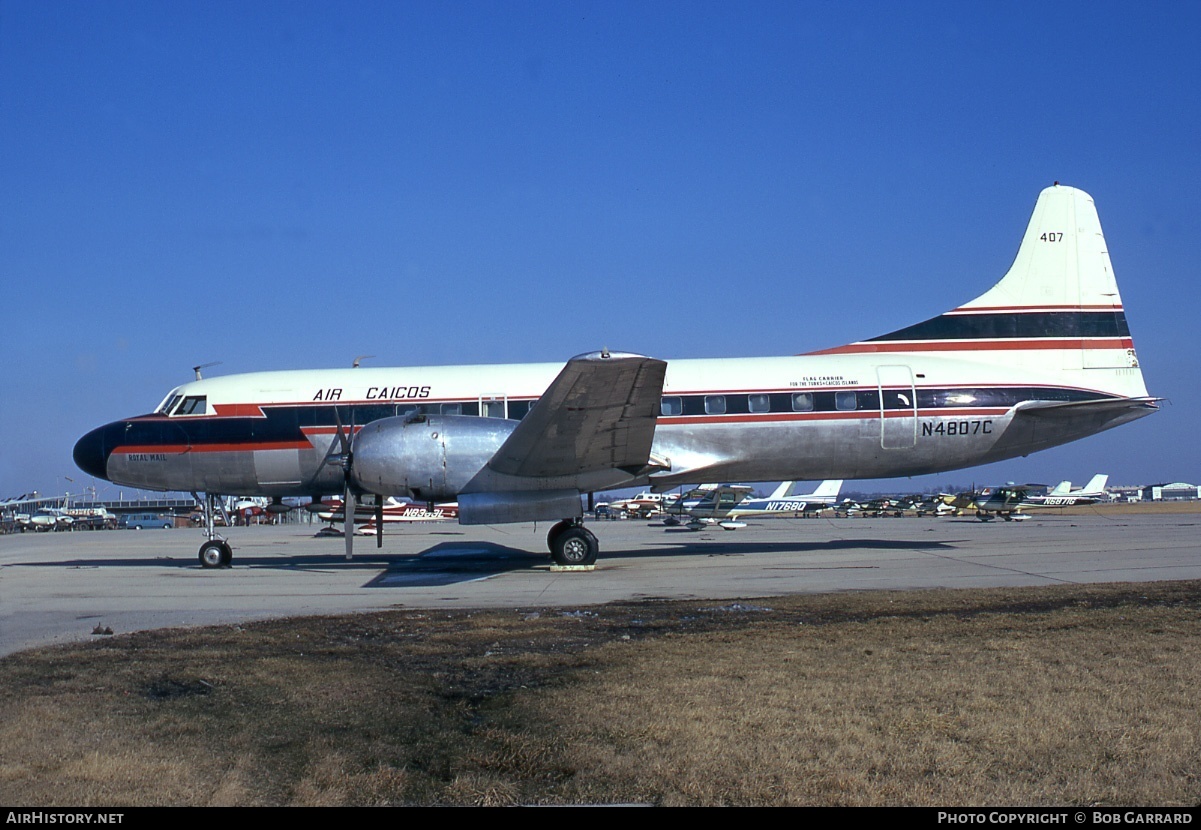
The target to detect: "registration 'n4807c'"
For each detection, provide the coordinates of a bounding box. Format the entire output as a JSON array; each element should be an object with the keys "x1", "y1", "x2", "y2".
[{"x1": 923, "y1": 420, "x2": 994, "y2": 437}]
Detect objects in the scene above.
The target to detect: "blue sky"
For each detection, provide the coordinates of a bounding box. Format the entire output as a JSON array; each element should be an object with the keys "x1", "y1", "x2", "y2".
[{"x1": 2, "y1": 0, "x2": 1198, "y2": 500}]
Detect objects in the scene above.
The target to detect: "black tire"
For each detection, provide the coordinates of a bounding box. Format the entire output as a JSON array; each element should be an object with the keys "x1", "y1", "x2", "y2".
[
  {"x1": 546, "y1": 520, "x2": 574, "y2": 553},
  {"x1": 199, "y1": 540, "x2": 232, "y2": 568},
  {"x1": 551, "y1": 527, "x2": 598, "y2": 567}
]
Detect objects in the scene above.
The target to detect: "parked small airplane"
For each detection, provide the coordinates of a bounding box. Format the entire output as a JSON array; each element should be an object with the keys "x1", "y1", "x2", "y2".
[
  {"x1": 684, "y1": 480, "x2": 844, "y2": 529},
  {"x1": 1020, "y1": 474, "x2": 1109, "y2": 508},
  {"x1": 25, "y1": 507, "x2": 74, "y2": 532},
  {"x1": 893, "y1": 494, "x2": 953, "y2": 516},
  {"x1": 74, "y1": 185, "x2": 1157, "y2": 568},
  {"x1": 317, "y1": 496, "x2": 459, "y2": 526},
  {"x1": 840, "y1": 495, "x2": 904, "y2": 517},
  {"x1": 962, "y1": 486, "x2": 1038, "y2": 521},
  {"x1": 945, "y1": 473, "x2": 1110, "y2": 520},
  {"x1": 607, "y1": 492, "x2": 672, "y2": 518}
]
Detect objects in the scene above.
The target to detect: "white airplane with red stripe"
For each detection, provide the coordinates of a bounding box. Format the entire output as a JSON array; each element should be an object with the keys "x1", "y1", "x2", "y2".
[{"x1": 74, "y1": 184, "x2": 1157, "y2": 568}]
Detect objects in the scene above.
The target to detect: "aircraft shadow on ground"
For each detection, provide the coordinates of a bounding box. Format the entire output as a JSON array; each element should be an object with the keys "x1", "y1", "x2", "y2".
[
  {"x1": 602, "y1": 537, "x2": 962, "y2": 559},
  {"x1": 14, "y1": 542, "x2": 540, "y2": 584},
  {"x1": 14, "y1": 536, "x2": 962, "y2": 589}
]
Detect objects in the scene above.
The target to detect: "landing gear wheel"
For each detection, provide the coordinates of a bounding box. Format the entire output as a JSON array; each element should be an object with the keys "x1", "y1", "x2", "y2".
[
  {"x1": 199, "y1": 540, "x2": 232, "y2": 568},
  {"x1": 546, "y1": 520, "x2": 574, "y2": 552},
  {"x1": 551, "y1": 527, "x2": 599, "y2": 567}
]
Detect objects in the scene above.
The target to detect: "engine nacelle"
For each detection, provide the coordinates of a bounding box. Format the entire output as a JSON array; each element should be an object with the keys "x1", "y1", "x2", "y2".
[{"x1": 349, "y1": 414, "x2": 517, "y2": 500}]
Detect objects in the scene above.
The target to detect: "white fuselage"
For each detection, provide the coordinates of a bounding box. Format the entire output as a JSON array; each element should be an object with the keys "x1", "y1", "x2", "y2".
[{"x1": 76, "y1": 345, "x2": 1150, "y2": 500}]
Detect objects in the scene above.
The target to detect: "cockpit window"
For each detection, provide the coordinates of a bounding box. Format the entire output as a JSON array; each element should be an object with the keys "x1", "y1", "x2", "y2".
[
  {"x1": 156, "y1": 392, "x2": 183, "y2": 415},
  {"x1": 174, "y1": 396, "x2": 207, "y2": 416}
]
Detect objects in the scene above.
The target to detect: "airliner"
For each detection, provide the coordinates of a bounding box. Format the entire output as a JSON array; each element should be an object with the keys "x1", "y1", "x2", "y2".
[{"x1": 73, "y1": 184, "x2": 1157, "y2": 568}]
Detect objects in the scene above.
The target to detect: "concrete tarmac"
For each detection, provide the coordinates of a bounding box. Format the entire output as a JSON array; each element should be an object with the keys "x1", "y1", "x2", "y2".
[{"x1": 2, "y1": 512, "x2": 1199, "y2": 657}]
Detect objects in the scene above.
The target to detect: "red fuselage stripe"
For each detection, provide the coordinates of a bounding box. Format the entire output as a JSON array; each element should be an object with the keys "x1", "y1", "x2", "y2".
[
  {"x1": 113, "y1": 441, "x2": 311, "y2": 454},
  {"x1": 656, "y1": 408, "x2": 1010, "y2": 426}
]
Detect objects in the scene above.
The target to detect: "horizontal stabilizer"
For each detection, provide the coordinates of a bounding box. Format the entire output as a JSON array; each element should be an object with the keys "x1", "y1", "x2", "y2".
[{"x1": 987, "y1": 397, "x2": 1159, "y2": 460}]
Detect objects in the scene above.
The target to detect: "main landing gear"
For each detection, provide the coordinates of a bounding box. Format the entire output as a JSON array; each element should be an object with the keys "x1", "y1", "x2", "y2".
[
  {"x1": 195, "y1": 492, "x2": 233, "y2": 568},
  {"x1": 546, "y1": 519, "x2": 599, "y2": 567}
]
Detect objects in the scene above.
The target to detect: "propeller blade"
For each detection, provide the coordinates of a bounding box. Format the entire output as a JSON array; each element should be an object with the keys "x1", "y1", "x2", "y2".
[
  {"x1": 344, "y1": 485, "x2": 355, "y2": 560},
  {"x1": 345, "y1": 404, "x2": 357, "y2": 560},
  {"x1": 303, "y1": 404, "x2": 352, "y2": 494}
]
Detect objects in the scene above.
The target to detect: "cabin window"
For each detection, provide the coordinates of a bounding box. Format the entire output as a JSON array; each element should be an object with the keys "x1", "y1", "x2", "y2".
[
  {"x1": 791, "y1": 392, "x2": 814, "y2": 412},
  {"x1": 661, "y1": 396, "x2": 682, "y2": 416},
  {"x1": 749, "y1": 394, "x2": 770, "y2": 413},
  {"x1": 835, "y1": 391, "x2": 857, "y2": 411},
  {"x1": 704, "y1": 395, "x2": 727, "y2": 415},
  {"x1": 174, "y1": 396, "x2": 207, "y2": 416},
  {"x1": 481, "y1": 399, "x2": 505, "y2": 418},
  {"x1": 440, "y1": 403, "x2": 462, "y2": 415}
]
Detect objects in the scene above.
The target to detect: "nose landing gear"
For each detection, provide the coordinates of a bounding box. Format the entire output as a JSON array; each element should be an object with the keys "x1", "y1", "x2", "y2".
[{"x1": 195, "y1": 492, "x2": 234, "y2": 568}]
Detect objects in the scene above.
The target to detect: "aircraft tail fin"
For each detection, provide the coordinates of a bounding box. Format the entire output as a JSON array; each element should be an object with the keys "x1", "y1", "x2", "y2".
[
  {"x1": 810, "y1": 479, "x2": 843, "y2": 500},
  {"x1": 1049, "y1": 480, "x2": 1072, "y2": 496},
  {"x1": 962, "y1": 184, "x2": 1121, "y2": 312},
  {"x1": 767, "y1": 481, "x2": 795, "y2": 500},
  {"x1": 1080, "y1": 474, "x2": 1109, "y2": 496},
  {"x1": 810, "y1": 185, "x2": 1148, "y2": 398}
]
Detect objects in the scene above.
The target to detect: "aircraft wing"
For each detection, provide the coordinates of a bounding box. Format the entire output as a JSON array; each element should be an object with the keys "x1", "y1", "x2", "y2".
[{"x1": 485, "y1": 350, "x2": 668, "y2": 479}]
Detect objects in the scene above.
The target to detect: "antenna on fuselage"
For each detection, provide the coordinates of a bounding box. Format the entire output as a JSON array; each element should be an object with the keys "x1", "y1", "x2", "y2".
[
  {"x1": 352, "y1": 355, "x2": 375, "y2": 368},
  {"x1": 192, "y1": 362, "x2": 222, "y2": 380}
]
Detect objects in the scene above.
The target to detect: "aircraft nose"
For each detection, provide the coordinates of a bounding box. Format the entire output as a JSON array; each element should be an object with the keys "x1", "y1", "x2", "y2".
[{"x1": 73, "y1": 424, "x2": 114, "y2": 480}]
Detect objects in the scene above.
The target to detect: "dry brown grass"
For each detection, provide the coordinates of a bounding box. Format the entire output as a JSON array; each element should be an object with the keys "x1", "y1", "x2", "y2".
[{"x1": 1, "y1": 582, "x2": 1199, "y2": 806}]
